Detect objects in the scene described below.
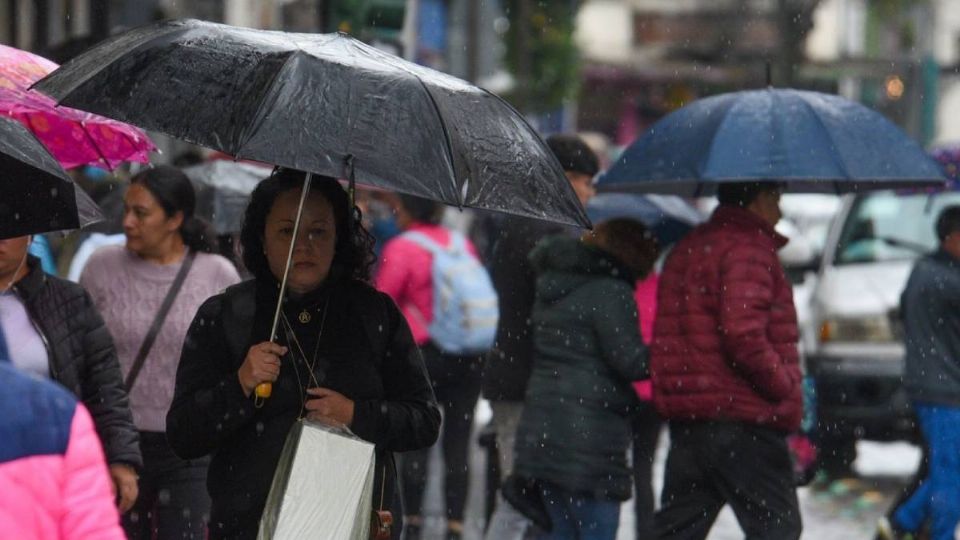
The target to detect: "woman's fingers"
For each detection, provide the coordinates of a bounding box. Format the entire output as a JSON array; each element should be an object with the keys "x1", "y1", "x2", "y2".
[{"x1": 260, "y1": 342, "x2": 288, "y2": 356}]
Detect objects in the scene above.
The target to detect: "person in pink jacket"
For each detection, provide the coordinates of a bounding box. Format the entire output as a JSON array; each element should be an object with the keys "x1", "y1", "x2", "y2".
[
  {"x1": 631, "y1": 271, "x2": 663, "y2": 539},
  {"x1": 375, "y1": 193, "x2": 486, "y2": 540},
  {"x1": 0, "y1": 361, "x2": 124, "y2": 540}
]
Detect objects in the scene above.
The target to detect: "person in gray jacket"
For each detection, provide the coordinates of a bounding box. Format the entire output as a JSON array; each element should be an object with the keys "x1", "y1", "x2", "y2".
[
  {"x1": 512, "y1": 218, "x2": 657, "y2": 539},
  {"x1": 883, "y1": 206, "x2": 960, "y2": 540}
]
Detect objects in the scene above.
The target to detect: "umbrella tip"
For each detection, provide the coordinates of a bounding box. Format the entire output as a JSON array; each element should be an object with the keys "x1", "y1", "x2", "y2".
[{"x1": 765, "y1": 61, "x2": 772, "y2": 87}]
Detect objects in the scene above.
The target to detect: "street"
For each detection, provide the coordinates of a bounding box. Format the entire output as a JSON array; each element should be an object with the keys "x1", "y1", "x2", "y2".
[{"x1": 415, "y1": 401, "x2": 922, "y2": 540}]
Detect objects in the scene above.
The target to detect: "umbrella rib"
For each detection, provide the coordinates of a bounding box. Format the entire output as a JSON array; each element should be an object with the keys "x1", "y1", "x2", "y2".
[
  {"x1": 477, "y1": 87, "x2": 590, "y2": 224},
  {"x1": 796, "y1": 96, "x2": 851, "y2": 183},
  {"x1": 233, "y1": 50, "x2": 301, "y2": 158},
  {"x1": 77, "y1": 120, "x2": 113, "y2": 170},
  {"x1": 410, "y1": 75, "x2": 461, "y2": 207}
]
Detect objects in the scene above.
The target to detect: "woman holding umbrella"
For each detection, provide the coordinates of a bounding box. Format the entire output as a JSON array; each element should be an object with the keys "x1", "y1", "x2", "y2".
[
  {"x1": 80, "y1": 165, "x2": 241, "y2": 538},
  {"x1": 166, "y1": 168, "x2": 441, "y2": 540}
]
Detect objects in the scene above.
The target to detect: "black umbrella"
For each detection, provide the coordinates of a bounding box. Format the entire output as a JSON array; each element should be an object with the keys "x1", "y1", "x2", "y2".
[
  {"x1": 183, "y1": 160, "x2": 273, "y2": 234},
  {"x1": 36, "y1": 19, "x2": 589, "y2": 403},
  {"x1": 34, "y1": 18, "x2": 589, "y2": 228},
  {"x1": 0, "y1": 114, "x2": 102, "y2": 239}
]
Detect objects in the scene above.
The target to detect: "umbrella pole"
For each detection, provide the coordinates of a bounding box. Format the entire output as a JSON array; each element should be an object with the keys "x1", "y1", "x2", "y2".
[{"x1": 254, "y1": 172, "x2": 314, "y2": 407}]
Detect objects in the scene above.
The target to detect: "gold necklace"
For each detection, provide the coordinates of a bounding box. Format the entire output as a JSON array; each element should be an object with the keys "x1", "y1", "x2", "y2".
[{"x1": 280, "y1": 299, "x2": 329, "y2": 410}]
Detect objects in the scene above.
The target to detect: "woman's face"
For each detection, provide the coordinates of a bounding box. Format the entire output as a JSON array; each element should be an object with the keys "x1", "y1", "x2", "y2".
[
  {"x1": 264, "y1": 189, "x2": 337, "y2": 294},
  {"x1": 122, "y1": 183, "x2": 182, "y2": 258},
  {"x1": 0, "y1": 236, "x2": 30, "y2": 283}
]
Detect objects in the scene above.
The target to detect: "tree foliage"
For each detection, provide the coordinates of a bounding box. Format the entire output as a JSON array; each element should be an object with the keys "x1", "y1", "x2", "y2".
[{"x1": 502, "y1": 0, "x2": 580, "y2": 113}]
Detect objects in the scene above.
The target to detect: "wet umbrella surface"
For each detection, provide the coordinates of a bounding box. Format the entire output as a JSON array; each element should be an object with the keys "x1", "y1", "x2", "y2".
[
  {"x1": 599, "y1": 88, "x2": 947, "y2": 196},
  {"x1": 0, "y1": 114, "x2": 101, "y2": 239},
  {"x1": 35, "y1": 18, "x2": 589, "y2": 228}
]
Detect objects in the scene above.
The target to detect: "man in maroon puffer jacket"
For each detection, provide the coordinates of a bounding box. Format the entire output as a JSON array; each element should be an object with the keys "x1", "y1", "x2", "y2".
[{"x1": 652, "y1": 182, "x2": 802, "y2": 540}]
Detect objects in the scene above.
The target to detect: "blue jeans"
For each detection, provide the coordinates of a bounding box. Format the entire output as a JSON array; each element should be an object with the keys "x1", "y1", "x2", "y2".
[
  {"x1": 539, "y1": 483, "x2": 620, "y2": 540},
  {"x1": 894, "y1": 403, "x2": 960, "y2": 540}
]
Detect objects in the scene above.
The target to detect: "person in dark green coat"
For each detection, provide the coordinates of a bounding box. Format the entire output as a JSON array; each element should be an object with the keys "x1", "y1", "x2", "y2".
[{"x1": 513, "y1": 218, "x2": 658, "y2": 539}]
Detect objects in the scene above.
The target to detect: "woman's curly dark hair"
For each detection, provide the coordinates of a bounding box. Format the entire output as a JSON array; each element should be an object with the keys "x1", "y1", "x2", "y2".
[{"x1": 240, "y1": 168, "x2": 376, "y2": 284}]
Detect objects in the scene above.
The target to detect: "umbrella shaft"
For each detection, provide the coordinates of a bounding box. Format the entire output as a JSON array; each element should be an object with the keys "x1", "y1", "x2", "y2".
[{"x1": 270, "y1": 172, "x2": 314, "y2": 342}]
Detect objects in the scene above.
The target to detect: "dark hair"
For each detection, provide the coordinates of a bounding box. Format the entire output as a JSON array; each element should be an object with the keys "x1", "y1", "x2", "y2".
[
  {"x1": 546, "y1": 134, "x2": 599, "y2": 177},
  {"x1": 130, "y1": 165, "x2": 215, "y2": 253},
  {"x1": 240, "y1": 168, "x2": 376, "y2": 284},
  {"x1": 716, "y1": 181, "x2": 784, "y2": 207},
  {"x1": 398, "y1": 194, "x2": 443, "y2": 225},
  {"x1": 936, "y1": 206, "x2": 960, "y2": 242},
  {"x1": 587, "y1": 218, "x2": 659, "y2": 279}
]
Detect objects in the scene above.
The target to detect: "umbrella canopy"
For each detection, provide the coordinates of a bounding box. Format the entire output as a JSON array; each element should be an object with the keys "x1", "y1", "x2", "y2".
[
  {"x1": 183, "y1": 159, "x2": 273, "y2": 234},
  {"x1": 0, "y1": 43, "x2": 154, "y2": 170},
  {"x1": 0, "y1": 115, "x2": 102, "y2": 239},
  {"x1": 35, "y1": 19, "x2": 589, "y2": 228},
  {"x1": 586, "y1": 193, "x2": 703, "y2": 246},
  {"x1": 598, "y1": 88, "x2": 947, "y2": 196}
]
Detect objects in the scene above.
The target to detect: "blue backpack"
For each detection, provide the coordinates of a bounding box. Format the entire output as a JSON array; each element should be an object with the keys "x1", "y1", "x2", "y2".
[{"x1": 402, "y1": 230, "x2": 499, "y2": 354}]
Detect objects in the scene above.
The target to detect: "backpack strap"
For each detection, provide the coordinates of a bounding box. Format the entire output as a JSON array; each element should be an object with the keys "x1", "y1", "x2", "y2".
[
  {"x1": 400, "y1": 230, "x2": 443, "y2": 254},
  {"x1": 402, "y1": 229, "x2": 469, "y2": 256}
]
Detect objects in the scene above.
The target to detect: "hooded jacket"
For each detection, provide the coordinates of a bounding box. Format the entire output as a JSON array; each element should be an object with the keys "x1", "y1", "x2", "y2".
[
  {"x1": 0, "y1": 363, "x2": 124, "y2": 540},
  {"x1": 513, "y1": 236, "x2": 648, "y2": 501},
  {"x1": 901, "y1": 249, "x2": 960, "y2": 405},
  {"x1": 651, "y1": 206, "x2": 802, "y2": 433},
  {"x1": 166, "y1": 278, "x2": 440, "y2": 540},
  {"x1": 13, "y1": 256, "x2": 141, "y2": 469}
]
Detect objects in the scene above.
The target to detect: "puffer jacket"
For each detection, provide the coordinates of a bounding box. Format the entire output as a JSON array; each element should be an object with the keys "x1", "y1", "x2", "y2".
[
  {"x1": 514, "y1": 236, "x2": 648, "y2": 501},
  {"x1": 0, "y1": 362, "x2": 124, "y2": 540},
  {"x1": 652, "y1": 206, "x2": 802, "y2": 433},
  {"x1": 14, "y1": 257, "x2": 141, "y2": 468}
]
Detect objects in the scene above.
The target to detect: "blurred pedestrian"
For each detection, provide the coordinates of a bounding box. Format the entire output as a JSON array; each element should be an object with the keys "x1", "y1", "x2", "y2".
[
  {"x1": 631, "y1": 270, "x2": 663, "y2": 540},
  {"x1": 80, "y1": 165, "x2": 241, "y2": 539},
  {"x1": 483, "y1": 133, "x2": 598, "y2": 540},
  {"x1": 512, "y1": 218, "x2": 656, "y2": 539},
  {"x1": 166, "y1": 169, "x2": 440, "y2": 540},
  {"x1": 0, "y1": 234, "x2": 142, "y2": 515},
  {"x1": 0, "y1": 362, "x2": 125, "y2": 540},
  {"x1": 652, "y1": 182, "x2": 803, "y2": 540},
  {"x1": 879, "y1": 206, "x2": 960, "y2": 540},
  {"x1": 376, "y1": 193, "x2": 494, "y2": 539}
]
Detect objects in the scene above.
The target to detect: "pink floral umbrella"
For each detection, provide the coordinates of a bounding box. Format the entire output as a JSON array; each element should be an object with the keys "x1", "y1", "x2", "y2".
[{"x1": 0, "y1": 44, "x2": 155, "y2": 170}]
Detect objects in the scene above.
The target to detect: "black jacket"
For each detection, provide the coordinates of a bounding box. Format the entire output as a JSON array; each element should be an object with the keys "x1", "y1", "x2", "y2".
[
  {"x1": 514, "y1": 237, "x2": 648, "y2": 501},
  {"x1": 901, "y1": 249, "x2": 960, "y2": 405},
  {"x1": 14, "y1": 257, "x2": 141, "y2": 469},
  {"x1": 167, "y1": 278, "x2": 440, "y2": 540},
  {"x1": 481, "y1": 215, "x2": 577, "y2": 401}
]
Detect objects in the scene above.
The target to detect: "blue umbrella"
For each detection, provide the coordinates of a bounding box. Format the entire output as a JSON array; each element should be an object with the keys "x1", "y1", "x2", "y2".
[
  {"x1": 586, "y1": 193, "x2": 704, "y2": 246},
  {"x1": 598, "y1": 88, "x2": 947, "y2": 196}
]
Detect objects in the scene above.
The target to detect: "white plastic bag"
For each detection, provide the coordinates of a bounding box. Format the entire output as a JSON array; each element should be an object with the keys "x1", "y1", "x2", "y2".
[{"x1": 258, "y1": 420, "x2": 375, "y2": 540}]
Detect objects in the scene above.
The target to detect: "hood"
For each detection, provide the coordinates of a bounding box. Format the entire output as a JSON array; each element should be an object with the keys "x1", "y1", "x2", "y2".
[{"x1": 530, "y1": 236, "x2": 635, "y2": 304}]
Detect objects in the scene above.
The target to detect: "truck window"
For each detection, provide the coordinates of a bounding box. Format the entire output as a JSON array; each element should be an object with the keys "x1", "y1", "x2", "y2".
[{"x1": 835, "y1": 191, "x2": 960, "y2": 265}]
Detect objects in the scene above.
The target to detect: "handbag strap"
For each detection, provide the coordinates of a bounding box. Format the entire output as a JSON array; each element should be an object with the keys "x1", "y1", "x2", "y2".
[{"x1": 124, "y1": 250, "x2": 196, "y2": 392}]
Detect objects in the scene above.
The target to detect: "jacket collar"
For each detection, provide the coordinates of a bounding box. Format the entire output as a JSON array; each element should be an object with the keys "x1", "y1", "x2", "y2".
[
  {"x1": 710, "y1": 205, "x2": 788, "y2": 249},
  {"x1": 933, "y1": 248, "x2": 960, "y2": 268},
  {"x1": 11, "y1": 255, "x2": 45, "y2": 302}
]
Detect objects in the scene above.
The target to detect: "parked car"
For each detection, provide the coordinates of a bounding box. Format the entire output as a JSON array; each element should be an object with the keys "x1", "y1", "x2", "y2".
[{"x1": 808, "y1": 189, "x2": 960, "y2": 474}]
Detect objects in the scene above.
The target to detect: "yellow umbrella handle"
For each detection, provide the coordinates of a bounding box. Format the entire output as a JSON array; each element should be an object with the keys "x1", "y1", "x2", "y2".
[{"x1": 255, "y1": 382, "x2": 272, "y2": 399}]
